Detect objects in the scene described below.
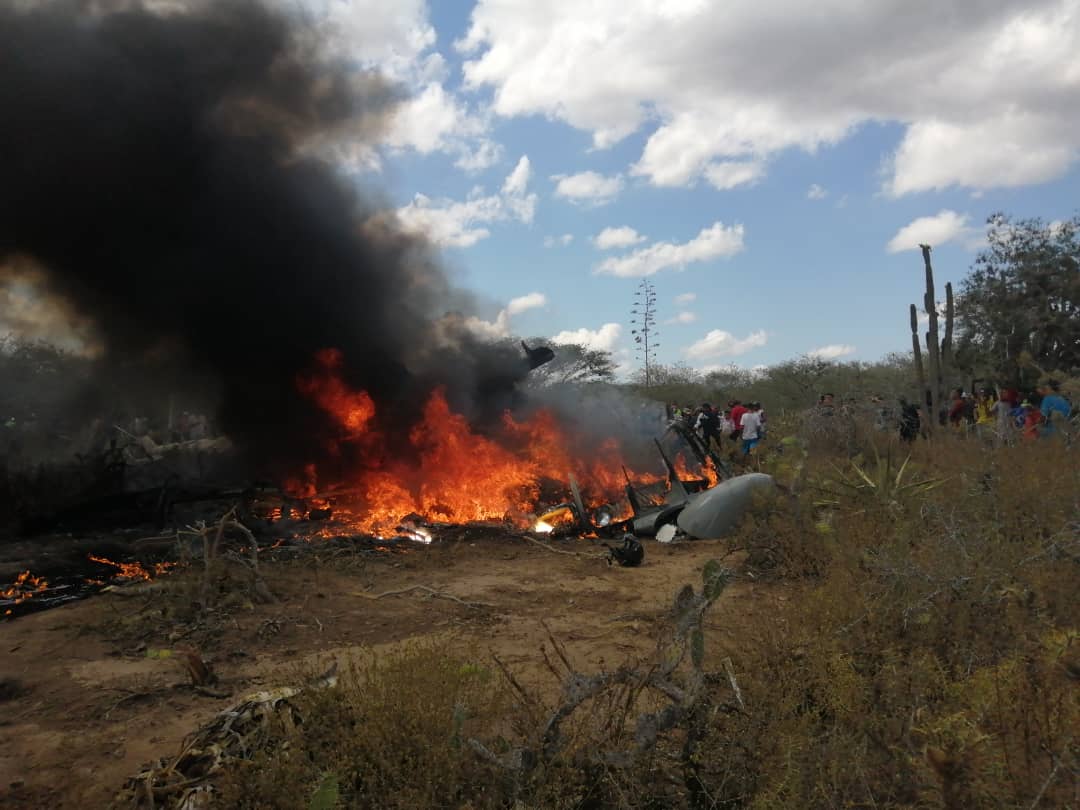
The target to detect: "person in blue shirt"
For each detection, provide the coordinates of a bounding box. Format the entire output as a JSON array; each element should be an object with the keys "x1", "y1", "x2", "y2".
[{"x1": 1039, "y1": 380, "x2": 1072, "y2": 436}]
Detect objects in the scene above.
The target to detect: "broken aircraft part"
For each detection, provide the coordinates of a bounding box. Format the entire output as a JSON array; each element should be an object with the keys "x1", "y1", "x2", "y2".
[
  {"x1": 631, "y1": 503, "x2": 685, "y2": 536},
  {"x1": 676, "y1": 472, "x2": 774, "y2": 539},
  {"x1": 656, "y1": 523, "x2": 678, "y2": 544},
  {"x1": 605, "y1": 533, "x2": 644, "y2": 567},
  {"x1": 521, "y1": 340, "x2": 555, "y2": 370}
]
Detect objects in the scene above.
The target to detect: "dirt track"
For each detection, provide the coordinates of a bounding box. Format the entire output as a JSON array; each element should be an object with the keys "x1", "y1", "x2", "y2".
[{"x1": 0, "y1": 534, "x2": 776, "y2": 808}]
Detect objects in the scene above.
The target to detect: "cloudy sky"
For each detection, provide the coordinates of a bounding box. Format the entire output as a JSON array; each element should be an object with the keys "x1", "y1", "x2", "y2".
[{"x1": 322, "y1": 0, "x2": 1078, "y2": 372}]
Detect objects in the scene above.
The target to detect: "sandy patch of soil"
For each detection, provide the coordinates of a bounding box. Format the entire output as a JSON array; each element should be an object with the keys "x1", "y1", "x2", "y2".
[{"x1": 0, "y1": 533, "x2": 780, "y2": 808}]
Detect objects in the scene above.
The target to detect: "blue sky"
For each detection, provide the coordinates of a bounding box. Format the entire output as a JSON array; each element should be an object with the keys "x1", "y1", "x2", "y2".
[{"x1": 351, "y1": 0, "x2": 1079, "y2": 375}]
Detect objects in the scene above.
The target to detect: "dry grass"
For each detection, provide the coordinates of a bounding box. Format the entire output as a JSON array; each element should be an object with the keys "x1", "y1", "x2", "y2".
[
  {"x1": 199, "y1": 432, "x2": 1077, "y2": 809},
  {"x1": 212, "y1": 644, "x2": 515, "y2": 809}
]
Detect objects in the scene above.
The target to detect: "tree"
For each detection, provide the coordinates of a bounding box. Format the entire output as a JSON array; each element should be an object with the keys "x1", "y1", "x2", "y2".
[
  {"x1": 630, "y1": 281, "x2": 658, "y2": 387},
  {"x1": 524, "y1": 341, "x2": 616, "y2": 387},
  {"x1": 955, "y1": 213, "x2": 1080, "y2": 381}
]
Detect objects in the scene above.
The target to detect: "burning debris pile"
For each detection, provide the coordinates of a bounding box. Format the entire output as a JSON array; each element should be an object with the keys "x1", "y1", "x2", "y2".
[
  {"x1": 278, "y1": 347, "x2": 671, "y2": 537},
  {"x1": 0, "y1": 0, "x2": 774, "y2": 615}
]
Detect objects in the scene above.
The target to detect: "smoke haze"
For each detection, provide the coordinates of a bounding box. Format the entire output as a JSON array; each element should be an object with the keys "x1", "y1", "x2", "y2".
[{"x1": 0, "y1": 0, "x2": 531, "y2": 475}]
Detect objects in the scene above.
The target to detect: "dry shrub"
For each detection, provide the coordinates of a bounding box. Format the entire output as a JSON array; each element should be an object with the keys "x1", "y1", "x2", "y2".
[
  {"x1": 209, "y1": 436, "x2": 1076, "y2": 809},
  {"x1": 213, "y1": 643, "x2": 515, "y2": 809},
  {"x1": 734, "y1": 488, "x2": 831, "y2": 578},
  {"x1": 704, "y1": 434, "x2": 1079, "y2": 808}
]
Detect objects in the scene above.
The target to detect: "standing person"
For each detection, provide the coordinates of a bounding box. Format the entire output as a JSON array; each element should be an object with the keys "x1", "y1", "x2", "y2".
[
  {"x1": 720, "y1": 408, "x2": 735, "y2": 441},
  {"x1": 991, "y1": 391, "x2": 1015, "y2": 445},
  {"x1": 683, "y1": 405, "x2": 696, "y2": 428},
  {"x1": 697, "y1": 403, "x2": 721, "y2": 451},
  {"x1": 947, "y1": 388, "x2": 966, "y2": 430},
  {"x1": 729, "y1": 400, "x2": 748, "y2": 439},
  {"x1": 740, "y1": 402, "x2": 763, "y2": 458},
  {"x1": 1022, "y1": 395, "x2": 1045, "y2": 440},
  {"x1": 1039, "y1": 380, "x2": 1072, "y2": 436},
  {"x1": 898, "y1": 397, "x2": 920, "y2": 442},
  {"x1": 974, "y1": 388, "x2": 997, "y2": 441}
]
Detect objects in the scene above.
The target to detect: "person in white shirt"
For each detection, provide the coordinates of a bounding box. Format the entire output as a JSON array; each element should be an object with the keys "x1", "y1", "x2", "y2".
[
  {"x1": 740, "y1": 402, "x2": 762, "y2": 456},
  {"x1": 720, "y1": 410, "x2": 735, "y2": 440}
]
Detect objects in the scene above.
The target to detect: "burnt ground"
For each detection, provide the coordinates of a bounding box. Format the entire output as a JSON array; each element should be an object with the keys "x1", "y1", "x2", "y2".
[{"x1": 0, "y1": 533, "x2": 784, "y2": 809}]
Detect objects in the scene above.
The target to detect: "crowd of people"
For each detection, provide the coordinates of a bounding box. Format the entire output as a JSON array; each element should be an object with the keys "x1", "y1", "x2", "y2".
[
  {"x1": 665, "y1": 380, "x2": 1073, "y2": 463},
  {"x1": 667, "y1": 400, "x2": 768, "y2": 459},
  {"x1": 939, "y1": 380, "x2": 1072, "y2": 442}
]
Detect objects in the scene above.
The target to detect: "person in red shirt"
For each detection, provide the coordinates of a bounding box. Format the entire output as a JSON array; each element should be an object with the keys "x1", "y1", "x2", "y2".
[
  {"x1": 947, "y1": 388, "x2": 967, "y2": 429},
  {"x1": 728, "y1": 400, "x2": 748, "y2": 439},
  {"x1": 1021, "y1": 397, "x2": 1044, "y2": 440}
]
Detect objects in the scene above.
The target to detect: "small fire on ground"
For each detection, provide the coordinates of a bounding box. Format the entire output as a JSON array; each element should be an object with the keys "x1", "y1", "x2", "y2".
[
  {"x1": 2, "y1": 570, "x2": 48, "y2": 615},
  {"x1": 88, "y1": 555, "x2": 176, "y2": 581}
]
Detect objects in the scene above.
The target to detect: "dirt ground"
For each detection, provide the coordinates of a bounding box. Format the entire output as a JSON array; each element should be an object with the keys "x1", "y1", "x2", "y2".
[{"x1": 0, "y1": 534, "x2": 779, "y2": 809}]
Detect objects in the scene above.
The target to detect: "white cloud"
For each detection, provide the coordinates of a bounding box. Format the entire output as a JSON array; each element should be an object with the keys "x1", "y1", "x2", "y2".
[
  {"x1": 807, "y1": 183, "x2": 828, "y2": 200},
  {"x1": 552, "y1": 171, "x2": 624, "y2": 205},
  {"x1": 808, "y1": 344, "x2": 856, "y2": 360},
  {"x1": 543, "y1": 233, "x2": 574, "y2": 248},
  {"x1": 454, "y1": 139, "x2": 504, "y2": 171},
  {"x1": 284, "y1": 2, "x2": 504, "y2": 170},
  {"x1": 288, "y1": 0, "x2": 437, "y2": 81},
  {"x1": 463, "y1": 313, "x2": 510, "y2": 340},
  {"x1": 886, "y1": 210, "x2": 972, "y2": 253},
  {"x1": 460, "y1": 1, "x2": 1080, "y2": 194},
  {"x1": 674, "y1": 292, "x2": 697, "y2": 305},
  {"x1": 665, "y1": 311, "x2": 697, "y2": 325},
  {"x1": 396, "y1": 193, "x2": 499, "y2": 248},
  {"x1": 886, "y1": 113, "x2": 1077, "y2": 196},
  {"x1": 686, "y1": 329, "x2": 768, "y2": 360},
  {"x1": 551, "y1": 323, "x2": 622, "y2": 352},
  {"x1": 384, "y1": 82, "x2": 486, "y2": 155},
  {"x1": 595, "y1": 222, "x2": 745, "y2": 277},
  {"x1": 465, "y1": 291, "x2": 547, "y2": 339},
  {"x1": 502, "y1": 155, "x2": 532, "y2": 196},
  {"x1": 704, "y1": 160, "x2": 765, "y2": 190},
  {"x1": 396, "y1": 155, "x2": 537, "y2": 247},
  {"x1": 593, "y1": 226, "x2": 646, "y2": 249},
  {"x1": 506, "y1": 291, "x2": 547, "y2": 315}
]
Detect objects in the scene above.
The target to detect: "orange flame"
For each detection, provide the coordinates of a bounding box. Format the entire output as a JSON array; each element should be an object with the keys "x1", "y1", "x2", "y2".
[
  {"x1": 296, "y1": 348, "x2": 376, "y2": 441},
  {"x1": 88, "y1": 554, "x2": 171, "y2": 581},
  {"x1": 703, "y1": 456, "x2": 720, "y2": 488},
  {"x1": 674, "y1": 451, "x2": 720, "y2": 487},
  {"x1": 2, "y1": 570, "x2": 48, "y2": 614},
  {"x1": 290, "y1": 351, "x2": 663, "y2": 535}
]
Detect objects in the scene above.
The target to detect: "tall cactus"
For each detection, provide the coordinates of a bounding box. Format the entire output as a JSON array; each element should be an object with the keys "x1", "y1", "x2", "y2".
[
  {"x1": 941, "y1": 281, "x2": 954, "y2": 369},
  {"x1": 911, "y1": 245, "x2": 954, "y2": 435},
  {"x1": 910, "y1": 304, "x2": 926, "y2": 393}
]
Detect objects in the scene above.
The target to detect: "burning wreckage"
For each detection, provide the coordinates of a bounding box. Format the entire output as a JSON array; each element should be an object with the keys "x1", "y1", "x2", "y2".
[
  {"x1": 2, "y1": 341, "x2": 772, "y2": 618},
  {"x1": 0, "y1": 0, "x2": 769, "y2": 615}
]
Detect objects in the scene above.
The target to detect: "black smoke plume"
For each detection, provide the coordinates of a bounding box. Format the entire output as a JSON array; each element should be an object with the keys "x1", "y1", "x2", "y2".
[{"x1": 0, "y1": 0, "x2": 530, "y2": 477}]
